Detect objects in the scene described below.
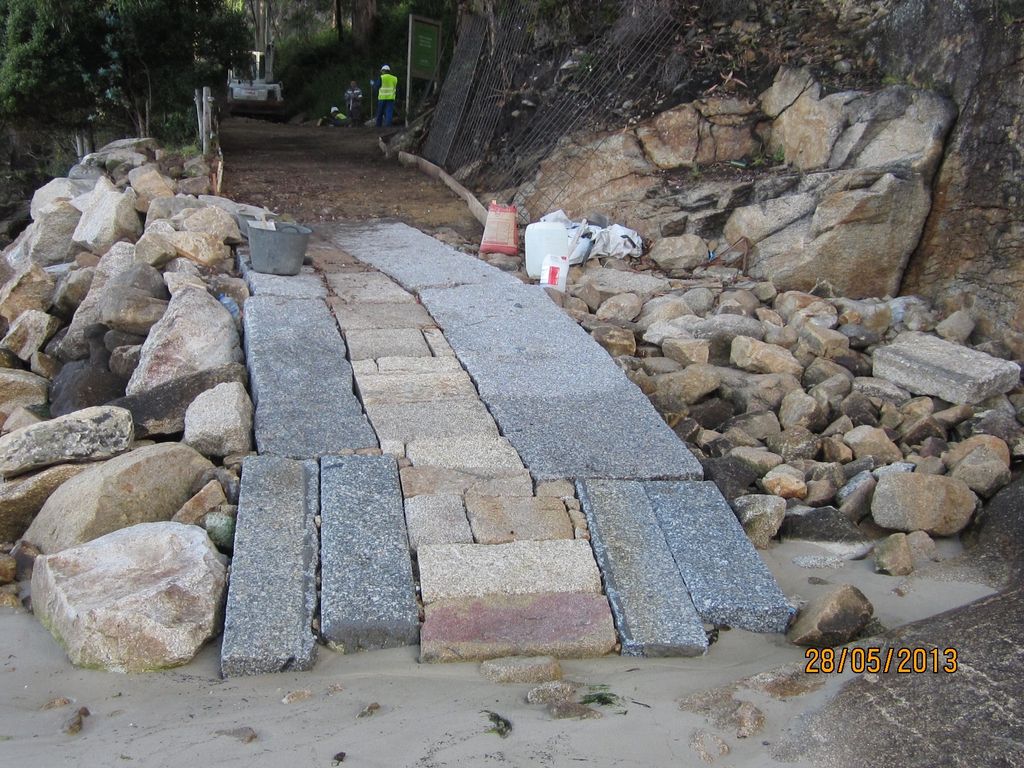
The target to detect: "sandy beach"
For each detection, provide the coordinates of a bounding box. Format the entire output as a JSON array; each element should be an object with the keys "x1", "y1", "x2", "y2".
[{"x1": 1, "y1": 537, "x2": 994, "y2": 767}]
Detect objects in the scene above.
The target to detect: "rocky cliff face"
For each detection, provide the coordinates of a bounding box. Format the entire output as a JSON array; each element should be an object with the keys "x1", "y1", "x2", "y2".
[{"x1": 867, "y1": 1, "x2": 1024, "y2": 348}]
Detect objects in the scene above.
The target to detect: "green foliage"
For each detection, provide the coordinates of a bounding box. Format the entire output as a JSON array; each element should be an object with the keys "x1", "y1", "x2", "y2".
[
  {"x1": 275, "y1": 0, "x2": 456, "y2": 121},
  {"x1": 0, "y1": 0, "x2": 248, "y2": 142}
]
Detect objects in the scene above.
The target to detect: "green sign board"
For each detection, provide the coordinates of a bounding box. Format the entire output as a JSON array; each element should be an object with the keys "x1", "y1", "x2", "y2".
[{"x1": 409, "y1": 15, "x2": 441, "y2": 80}]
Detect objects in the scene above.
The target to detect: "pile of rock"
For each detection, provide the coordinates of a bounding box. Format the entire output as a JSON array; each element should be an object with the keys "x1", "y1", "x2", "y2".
[
  {"x1": 556, "y1": 262, "x2": 1022, "y2": 575},
  {"x1": 0, "y1": 138, "x2": 262, "y2": 671}
]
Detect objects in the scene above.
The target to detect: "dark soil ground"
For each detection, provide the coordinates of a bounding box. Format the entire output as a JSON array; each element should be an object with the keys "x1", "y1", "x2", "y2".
[{"x1": 218, "y1": 118, "x2": 482, "y2": 242}]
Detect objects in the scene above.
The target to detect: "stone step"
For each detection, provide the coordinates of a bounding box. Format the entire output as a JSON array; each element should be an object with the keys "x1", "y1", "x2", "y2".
[
  {"x1": 319, "y1": 455, "x2": 420, "y2": 653},
  {"x1": 417, "y1": 540, "x2": 603, "y2": 603},
  {"x1": 329, "y1": 221, "x2": 518, "y2": 291},
  {"x1": 221, "y1": 456, "x2": 319, "y2": 676},
  {"x1": 239, "y1": 253, "x2": 328, "y2": 299},
  {"x1": 243, "y1": 295, "x2": 377, "y2": 458},
  {"x1": 645, "y1": 481, "x2": 794, "y2": 633},
  {"x1": 420, "y1": 592, "x2": 617, "y2": 662},
  {"x1": 576, "y1": 479, "x2": 708, "y2": 657},
  {"x1": 418, "y1": 282, "x2": 703, "y2": 481}
]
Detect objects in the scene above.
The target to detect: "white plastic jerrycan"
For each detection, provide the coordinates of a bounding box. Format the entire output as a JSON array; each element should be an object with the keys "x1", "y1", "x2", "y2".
[
  {"x1": 524, "y1": 221, "x2": 568, "y2": 278},
  {"x1": 540, "y1": 251, "x2": 569, "y2": 292}
]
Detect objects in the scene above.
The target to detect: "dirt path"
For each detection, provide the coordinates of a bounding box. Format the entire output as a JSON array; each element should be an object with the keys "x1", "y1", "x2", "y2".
[{"x1": 218, "y1": 118, "x2": 482, "y2": 241}]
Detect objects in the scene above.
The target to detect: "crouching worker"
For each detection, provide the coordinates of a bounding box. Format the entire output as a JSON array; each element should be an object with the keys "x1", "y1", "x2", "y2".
[{"x1": 317, "y1": 106, "x2": 346, "y2": 127}]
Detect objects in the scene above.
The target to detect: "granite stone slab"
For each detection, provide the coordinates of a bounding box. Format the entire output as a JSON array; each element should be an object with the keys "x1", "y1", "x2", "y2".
[
  {"x1": 354, "y1": 370, "x2": 478, "y2": 405},
  {"x1": 375, "y1": 356, "x2": 464, "y2": 373},
  {"x1": 576, "y1": 479, "x2": 708, "y2": 656},
  {"x1": 416, "y1": 282, "x2": 702, "y2": 480},
  {"x1": 239, "y1": 254, "x2": 327, "y2": 298},
  {"x1": 365, "y1": 398, "x2": 499, "y2": 443},
  {"x1": 329, "y1": 220, "x2": 518, "y2": 290},
  {"x1": 403, "y1": 493, "x2": 473, "y2": 551},
  {"x1": 221, "y1": 456, "x2": 319, "y2": 676},
  {"x1": 417, "y1": 540, "x2": 602, "y2": 603},
  {"x1": 243, "y1": 295, "x2": 377, "y2": 457},
  {"x1": 405, "y1": 435, "x2": 525, "y2": 471},
  {"x1": 344, "y1": 328, "x2": 431, "y2": 360},
  {"x1": 329, "y1": 299, "x2": 436, "y2": 330},
  {"x1": 645, "y1": 480, "x2": 794, "y2": 633},
  {"x1": 325, "y1": 270, "x2": 416, "y2": 304},
  {"x1": 464, "y1": 495, "x2": 573, "y2": 544},
  {"x1": 400, "y1": 466, "x2": 535, "y2": 498},
  {"x1": 872, "y1": 331, "x2": 1022, "y2": 405},
  {"x1": 320, "y1": 455, "x2": 419, "y2": 652},
  {"x1": 487, "y1": 386, "x2": 702, "y2": 481},
  {"x1": 420, "y1": 592, "x2": 617, "y2": 662}
]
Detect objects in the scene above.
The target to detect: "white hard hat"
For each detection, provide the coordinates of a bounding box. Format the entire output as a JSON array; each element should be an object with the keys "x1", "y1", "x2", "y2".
[
  {"x1": 330, "y1": 106, "x2": 339, "y2": 113},
  {"x1": 381, "y1": 64, "x2": 391, "y2": 72}
]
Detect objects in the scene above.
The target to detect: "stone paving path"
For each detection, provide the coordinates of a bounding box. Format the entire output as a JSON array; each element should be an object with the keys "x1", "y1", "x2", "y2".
[{"x1": 221, "y1": 222, "x2": 793, "y2": 676}]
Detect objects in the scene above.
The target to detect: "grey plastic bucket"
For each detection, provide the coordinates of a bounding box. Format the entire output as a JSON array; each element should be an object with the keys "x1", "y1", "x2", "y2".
[{"x1": 248, "y1": 223, "x2": 311, "y2": 276}]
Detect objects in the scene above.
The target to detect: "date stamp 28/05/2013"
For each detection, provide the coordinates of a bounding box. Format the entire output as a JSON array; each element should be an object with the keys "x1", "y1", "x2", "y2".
[{"x1": 804, "y1": 646, "x2": 959, "y2": 674}]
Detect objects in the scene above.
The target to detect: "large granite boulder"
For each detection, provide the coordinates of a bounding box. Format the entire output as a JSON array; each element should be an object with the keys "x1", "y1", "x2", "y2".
[
  {"x1": 181, "y1": 205, "x2": 242, "y2": 243},
  {"x1": 0, "y1": 261, "x2": 55, "y2": 329},
  {"x1": 788, "y1": 584, "x2": 873, "y2": 647},
  {"x1": 874, "y1": 3, "x2": 1024, "y2": 347},
  {"x1": 31, "y1": 522, "x2": 227, "y2": 672},
  {"x1": 0, "y1": 405, "x2": 134, "y2": 479},
  {"x1": 0, "y1": 464, "x2": 89, "y2": 542},
  {"x1": 127, "y1": 165, "x2": 175, "y2": 212},
  {"x1": 23, "y1": 442, "x2": 214, "y2": 552},
  {"x1": 517, "y1": 130, "x2": 658, "y2": 224},
  {"x1": 71, "y1": 177, "x2": 143, "y2": 254},
  {"x1": 30, "y1": 177, "x2": 95, "y2": 220},
  {"x1": 872, "y1": 332, "x2": 1021, "y2": 405},
  {"x1": 183, "y1": 381, "x2": 254, "y2": 457},
  {"x1": 871, "y1": 473, "x2": 979, "y2": 536},
  {"x1": 23, "y1": 200, "x2": 82, "y2": 266},
  {"x1": 0, "y1": 369, "x2": 48, "y2": 423},
  {"x1": 126, "y1": 286, "x2": 243, "y2": 395},
  {"x1": 0, "y1": 310, "x2": 61, "y2": 361},
  {"x1": 55, "y1": 242, "x2": 137, "y2": 360},
  {"x1": 110, "y1": 362, "x2": 248, "y2": 437}
]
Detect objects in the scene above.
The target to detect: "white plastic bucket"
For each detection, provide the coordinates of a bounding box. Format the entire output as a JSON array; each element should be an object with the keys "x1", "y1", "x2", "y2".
[
  {"x1": 540, "y1": 252, "x2": 569, "y2": 292},
  {"x1": 525, "y1": 221, "x2": 568, "y2": 279}
]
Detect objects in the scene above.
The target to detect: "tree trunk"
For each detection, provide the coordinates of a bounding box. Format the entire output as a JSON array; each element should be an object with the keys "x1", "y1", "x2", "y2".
[
  {"x1": 352, "y1": 0, "x2": 377, "y2": 52},
  {"x1": 335, "y1": 0, "x2": 344, "y2": 43}
]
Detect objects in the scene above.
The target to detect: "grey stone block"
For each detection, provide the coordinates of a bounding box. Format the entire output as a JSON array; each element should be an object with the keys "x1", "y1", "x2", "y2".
[
  {"x1": 365, "y1": 398, "x2": 499, "y2": 443},
  {"x1": 576, "y1": 479, "x2": 708, "y2": 656},
  {"x1": 221, "y1": 456, "x2": 319, "y2": 676},
  {"x1": 320, "y1": 455, "x2": 420, "y2": 652},
  {"x1": 644, "y1": 480, "x2": 794, "y2": 633},
  {"x1": 487, "y1": 386, "x2": 702, "y2": 481},
  {"x1": 416, "y1": 282, "x2": 702, "y2": 481},
  {"x1": 330, "y1": 300, "x2": 436, "y2": 330},
  {"x1": 404, "y1": 494, "x2": 473, "y2": 550},
  {"x1": 344, "y1": 328, "x2": 431, "y2": 360},
  {"x1": 243, "y1": 295, "x2": 377, "y2": 458},
  {"x1": 872, "y1": 331, "x2": 1021, "y2": 405},
  {"x1": 325, "y1": 270, "x2": 416, "y2": 304},
  {"x1": 328, "y1": 220, "x2": 518, "y2": 291},
  {"x1": 239, "y1": 254, "x2": 327, "y2": 298}
]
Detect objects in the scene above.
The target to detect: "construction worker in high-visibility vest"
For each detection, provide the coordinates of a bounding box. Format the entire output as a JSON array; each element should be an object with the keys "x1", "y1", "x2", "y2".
[{"x1": 375, "y1": 64, "x2": 398, "y2": 128}]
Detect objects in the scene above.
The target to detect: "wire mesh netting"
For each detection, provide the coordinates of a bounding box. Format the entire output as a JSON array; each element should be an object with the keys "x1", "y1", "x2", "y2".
[
  {"x1": 421, "y1": 14, "x2": 488, "y2": 167},
  {"x1": 424, "y1": 0, "x2": 683, "y2": 219}
]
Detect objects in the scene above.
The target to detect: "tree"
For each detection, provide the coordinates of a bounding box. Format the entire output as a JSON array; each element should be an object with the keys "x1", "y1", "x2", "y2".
[
  {"x1": 352, "y1": 0, "x2": 376, "y2": 51},
  {"x1": 0, "y1": 0, "x2": 248, "y2": 140}
]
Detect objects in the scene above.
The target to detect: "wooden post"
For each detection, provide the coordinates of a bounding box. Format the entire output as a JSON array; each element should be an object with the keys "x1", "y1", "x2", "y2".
[
  {"x1": 194, "y1": 89, "x2": 203, "y2": 146},
  {"x1": 202, "y1": 86, "x2": 212, "y2": 156}
]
